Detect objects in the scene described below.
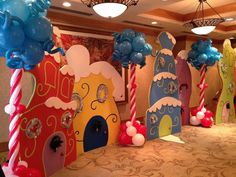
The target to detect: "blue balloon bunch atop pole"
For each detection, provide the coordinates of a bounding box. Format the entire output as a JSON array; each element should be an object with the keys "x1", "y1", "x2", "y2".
[
  {"x1": 0, "y1": 0, "x2": 64, "y2": 70},
  {"x1": 187, "y1": 39, "x2": 222, "y2": 70},
  {"x1": 112, "y1": 29, "x2": 152, "y2": 68}
]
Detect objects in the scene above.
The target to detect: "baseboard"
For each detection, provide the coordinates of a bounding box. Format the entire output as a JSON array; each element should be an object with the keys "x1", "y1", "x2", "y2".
[{"x1": 0, "y1": 142, "x2": 8, "y2": 152}]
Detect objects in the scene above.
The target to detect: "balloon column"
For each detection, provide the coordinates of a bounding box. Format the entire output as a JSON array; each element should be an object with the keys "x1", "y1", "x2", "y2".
[
  {"x1": 0, "y1": 0, "x2": 64, "y2": 176},
  {"x1": 187, "y1": 39, "x2": 222, "y2": 128},
  {"x1": 112, "y1": 29, "x2": 152, "y2": 146}
]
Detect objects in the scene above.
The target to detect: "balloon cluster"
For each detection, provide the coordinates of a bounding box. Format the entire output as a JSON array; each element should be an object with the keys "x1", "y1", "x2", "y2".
[
  {"x1": 2, "y1": 161, "x2": 41, "y2": 177},
  {"x1": 188, "y1": 39, "x2": 222, "y2": 70},
  {"x1": 0, "y1": 0, "x2": 64, "y2": 70},
  {"x1": 119, "y1": 120, "x2": 146, "y2": 146},
  {"x1": 112, "y1": 29, "x2": 152, "y2": 68},
  {"x1": 190, "y1": 108, "x2": 213, "y2": 128}
]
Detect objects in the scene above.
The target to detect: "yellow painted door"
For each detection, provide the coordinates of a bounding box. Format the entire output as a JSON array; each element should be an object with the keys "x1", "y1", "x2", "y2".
[{"x1": 159, "y1": 115, "x2": 172, "y2": 137}]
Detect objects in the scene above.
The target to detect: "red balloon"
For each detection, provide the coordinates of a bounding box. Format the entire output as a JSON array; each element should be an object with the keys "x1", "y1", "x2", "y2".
[
  {"x1": 201, "y1": 117, "x2": 213, "y2": 128},
  {"x1": 191, "y1": 108, "x2": 198, "y2": 116},
  {"x1": 26, "y1": 168, "x2": 42, "y2": 177},
  {"x1": 133, "y1": 121, "x2": 141, "y2": 129},
  {"x1": 120, "y1": 123, "x2": 127, "y2": 132},
  {"x1": 118, "y1": 132, "x2": 132, "y2": 145},
  {"x1": 204, "y1": 110, "x2": 213, "y2": 118},
  {"x1": 17, "y1": 104, "x2": 26, "y2": 114},
  {"x1": 14, "y1": 165, "x2": 27, "y2": 177},
  {"x1": 137, "y1": 125, "x2": 146, "y2": 138}
]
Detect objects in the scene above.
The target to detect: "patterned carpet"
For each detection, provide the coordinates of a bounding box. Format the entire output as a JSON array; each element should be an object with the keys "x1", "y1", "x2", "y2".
[{"x1": 52, "y1": 123, "x2": 236, "y2": 177}]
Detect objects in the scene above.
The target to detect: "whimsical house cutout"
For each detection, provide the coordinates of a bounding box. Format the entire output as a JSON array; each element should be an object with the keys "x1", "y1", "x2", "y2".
[
  {"x1": 216, "y1": 39, "x2": 236, "y2": 124},
  {"x1": 19, "y1": 55, "x2": 77, "y2": 177},
  {"x1": 146, "y1": 32, "x2": 181, "y2": 140},
  {"x1": 66, "y1": 45, "x2": 121, "y2": 155},
  {"x1": 175, "y1": 50, "x2": 192, "y2": 125}
]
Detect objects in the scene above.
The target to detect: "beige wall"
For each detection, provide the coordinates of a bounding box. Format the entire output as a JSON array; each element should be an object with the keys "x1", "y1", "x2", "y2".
[{"x1": 0, "y1": 60, "x2": 33, "y2": 142}]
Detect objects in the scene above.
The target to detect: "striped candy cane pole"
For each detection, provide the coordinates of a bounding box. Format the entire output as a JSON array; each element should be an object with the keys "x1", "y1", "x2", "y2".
[
  {"x1": 130, "y1": 63, "x2": 137, "y2": 124},
  {"x1": 198, "y1": 65, "x2": 206, "y2": 111},
  {"x1": 4, "y1": 69, "x2": 23, "y2": 172}
]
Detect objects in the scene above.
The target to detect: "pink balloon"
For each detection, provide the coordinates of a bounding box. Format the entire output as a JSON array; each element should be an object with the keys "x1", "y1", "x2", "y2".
[
  {"x1": 14, "y1": 165, "x2": 27, "y2": 177},
  {"x1": 120, "y1": 123, "x2": 127, "y2": 132},
  {"x1": 137, "y1": 125, "x2": 146, "y2": 138},
  {"x1": 26, "y1": 168, "x2": 42, "y2": 177},
  {"x1": 133, "y1": 121, "x2": 141, "y2": 129},
  {"x1": 191, "y1": 108, "x2": 198, "y2": 116},
  {"x1": 17, "y1": 104, "x2": 26, "y2": 114},
  {"x1": 205, "y1": 110, "x2": 213, "y2": 118},
  {"x1": 119, "y1": 132, "x2": 132, "y2": 145},
  {"x1": 201, "y1": 117, "x2": 213, "y2": 128}
]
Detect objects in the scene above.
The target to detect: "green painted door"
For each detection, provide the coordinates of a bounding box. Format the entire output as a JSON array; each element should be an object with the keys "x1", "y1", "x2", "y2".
[{"x1": 159, "y1": 115, "x2": 172, "y2": 137}]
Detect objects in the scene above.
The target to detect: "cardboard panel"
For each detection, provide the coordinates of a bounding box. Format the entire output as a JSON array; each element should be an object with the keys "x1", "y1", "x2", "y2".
[
  {"x1": 216, "y1": 39, "x2": 236, "y2": 124},
  {"x1": 175, "y1": 50, "x2": 192, "y2": 125},
  {"x1": 66, "y1": 45, "x2": 120, "y2": 155},
  {"x1": 146, "y1": 32, "x2": 181, "y2": 140},
  {"x1": 19, "y1": 55, "x2": 77, "y2": 177}
]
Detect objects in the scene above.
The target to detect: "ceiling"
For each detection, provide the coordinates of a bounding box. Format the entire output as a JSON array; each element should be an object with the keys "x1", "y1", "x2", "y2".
[{"x1": 50, "y1": 0, "x2": 236, "y2": 40}]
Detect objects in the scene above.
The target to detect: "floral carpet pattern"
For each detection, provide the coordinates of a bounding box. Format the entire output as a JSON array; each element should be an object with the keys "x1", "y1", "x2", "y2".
[{"x1": 52, "y1": 123, "x2": 236, "y2": 177}]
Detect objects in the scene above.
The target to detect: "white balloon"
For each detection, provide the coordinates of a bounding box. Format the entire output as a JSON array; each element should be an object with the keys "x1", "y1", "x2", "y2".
[
  {"x1": 132, "y1": 133, "x2": 145, "y2": 146},
  {"x1": 126, "y1": 121, "x2": 132, "y2": 127},
  {"x1": 2, "y1": 166, "x2": 18, "y2": 177},
  {"x1": 18, "y1": 160, "x2": 28, "y2": 168},
  {"x1": 196, "y1": 111, "x2": 205, "y2": 119},
  {"x1": 4, "y1": 104, "x2": 16, "y2": 115},
  {"x1": 201, "y1": 107, "x2": 206, "y2": 113},
  {"x1": 190, "y1": 116, "x2": 201, "y2": 126},
  {"x1": 126, "y1": 126, "x2": 137, "y2": 137}
]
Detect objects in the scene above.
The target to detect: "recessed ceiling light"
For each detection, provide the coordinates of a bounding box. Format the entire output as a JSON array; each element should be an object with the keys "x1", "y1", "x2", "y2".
[
  {"x1": 225, "y1": 17, "x2": 234, "y2": 21},
  {"x1": 63, "y1": 2, "x2": 71, "y2": 7},
  {"x1": 161, "y1": 0, "x2": 168, "y2": 1},
  {"x1": 151, "y1": 21, "x2": 158, "y2": 25}
]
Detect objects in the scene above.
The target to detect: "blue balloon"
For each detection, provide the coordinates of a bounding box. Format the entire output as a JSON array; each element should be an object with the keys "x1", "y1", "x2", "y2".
[
  {"x1": 188, "y1": 50, "x2": 197, "y2": 59},
  {"x1": 1, "y1": 0, "x2": 30, "y2": 22},
  {"x1": 112, "y1": 50, "x2": 121, "y2": 61},
  {"x1": 0, "y1": 12, "x2": 25, "y2": 49},
  {"x1": 21, "y1": 38, "x2": 45, "y2": 65},
  {"x1": 24, "y1": 16, "x2": 52, "y2": 42},
  {"x1": 198, "y1": 53, "x2": 208, "y2": 64},
  {"x1": 130, "y1": 52, "x2": 144, "y2": 64},
  {"x1": 27, "y1": 0, "x2": 51, "y2": 16},
  {"x1": 121, "y1": 29, "x2": 135, "y2": 42},
  {"x1": 5, "y1": 49, "x2": 24, "y2": 69},
  {"x1": 112, "y1": 29, "x2": 152, "y2": 69},
  {"x1": 197, "y1": 42, "x2": 205, "y2": 53},
  {"x1": 132, "y1": 36, "x2": 145, "y2": 52},
  {"x1": 0, "y1": 47, "x2": 6, "y2": 57},
  {"x1": 142, "y1": 43, "x2": 152, "y2": 56},
  {"x1": 121, "y1": 55, "x2": 129, "y2": 68},
  {"x1": 191, "y1": 43, "x2": 198, "y2": 50},
  {"x1": 119, "y1": 41, "x2": 132, "y2": 56}
]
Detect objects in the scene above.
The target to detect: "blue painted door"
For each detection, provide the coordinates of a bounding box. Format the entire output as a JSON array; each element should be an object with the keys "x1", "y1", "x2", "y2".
[{"x1": 83, "y1": 116, "x2": 108, "y2": 152}]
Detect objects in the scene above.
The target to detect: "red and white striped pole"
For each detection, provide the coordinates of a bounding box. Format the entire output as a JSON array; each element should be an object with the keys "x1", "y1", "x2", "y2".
[
  {"x1": 130, "y1": 63, "x2": 137, "y2": 124},
  {"x1": 198, "y1": 64, "x2": 206, "y2": 110},
  {"x1": 4, "y1": 69, "x2": 24, "y2": 172}
]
